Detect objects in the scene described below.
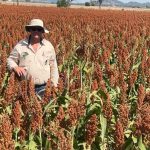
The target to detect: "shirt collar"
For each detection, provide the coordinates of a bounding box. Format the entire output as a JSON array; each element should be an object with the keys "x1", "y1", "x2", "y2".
[{"x1": 22, "y1": 36, "x2": 46, "y2": 46}]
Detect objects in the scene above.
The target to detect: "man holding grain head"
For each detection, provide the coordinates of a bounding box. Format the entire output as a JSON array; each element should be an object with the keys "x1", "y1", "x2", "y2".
[{"x1": 7, "y1": 19, "x2": 59, "y2": 97}]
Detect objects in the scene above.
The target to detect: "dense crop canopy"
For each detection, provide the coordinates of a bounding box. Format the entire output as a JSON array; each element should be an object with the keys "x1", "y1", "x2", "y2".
[{"x1": 0, "y1": 4, "x2": 150, "y2": 150}]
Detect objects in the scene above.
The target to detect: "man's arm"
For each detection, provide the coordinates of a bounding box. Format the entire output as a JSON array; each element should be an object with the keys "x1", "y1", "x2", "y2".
[
  {"x1": 50, "y1": 50, "x2": 59, "y2": 87},
  {"x1": 7, "y1": 48, "x2": 19, "y2": 70},
  {"x1": 7, "y1": 48, "x2": 26, "y2": 77}
]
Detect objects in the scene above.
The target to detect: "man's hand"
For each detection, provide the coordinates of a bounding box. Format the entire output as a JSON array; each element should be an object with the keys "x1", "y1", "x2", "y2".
[{"x1": 13, "y1": 66, "x2": 27, "y2": 77}]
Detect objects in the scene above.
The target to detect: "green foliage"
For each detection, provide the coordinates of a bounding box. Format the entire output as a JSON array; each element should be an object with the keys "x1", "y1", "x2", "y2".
[
  {"x1": 85, "y1": 2, "x2": 90, "y2": 6},
  {"x1": 91, "y1": 2, "x2": 95, "y2": 6},
  {"x1": 57, "y1": 0, "x2": 70, "y2": 7},
  {"x1": 0, "y1": 6, "x2": 150, "y2": 150},
  {"x1": 138, "y1": 135, "x2": 146, "y2": 150}
]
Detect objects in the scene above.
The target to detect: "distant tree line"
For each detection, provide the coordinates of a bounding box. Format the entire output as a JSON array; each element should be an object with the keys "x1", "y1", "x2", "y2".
[
  {"x1": 57, "y1": 0, "x2": 103, "y2": 7},
  {"x1": 57, "y1": 0, "x2": 72, "y2": 7},
  {"x1": 85, "y1": 0, "x2": 103, "y2": 7}
]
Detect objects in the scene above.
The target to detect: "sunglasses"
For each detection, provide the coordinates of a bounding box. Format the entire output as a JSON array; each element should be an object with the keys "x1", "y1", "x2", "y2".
[{"x1": 30, "y1": 27, "x2": 43, "y2": 32}]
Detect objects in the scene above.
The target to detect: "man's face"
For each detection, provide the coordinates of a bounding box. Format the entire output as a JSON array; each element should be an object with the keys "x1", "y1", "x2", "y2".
[{"x1": 29, "y1": 26, "x2": 43, "y2": 39}]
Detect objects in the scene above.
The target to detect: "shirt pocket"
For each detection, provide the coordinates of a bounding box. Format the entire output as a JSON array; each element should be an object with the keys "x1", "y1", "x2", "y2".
[
  {"x1": 42, "y1": 51, "x2": 54, "y2": 66},
  {"x1": 19, "y1": 52, "x2": 31, "y2": 66},
  {"x1": 43, "y1": 56, "x2": 50, "y2": 71},
  {"x1": 43, "y1": 56, "x2": 50, "y2": 66}
]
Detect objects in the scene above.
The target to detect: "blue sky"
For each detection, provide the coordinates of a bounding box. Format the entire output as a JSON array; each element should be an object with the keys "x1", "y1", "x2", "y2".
[
  {"x1": 119, "y1": 0, "x2": 149, "y2": 3},
  {"x1": 73, "y1": 0, "x2": 149, "y2": 3}
]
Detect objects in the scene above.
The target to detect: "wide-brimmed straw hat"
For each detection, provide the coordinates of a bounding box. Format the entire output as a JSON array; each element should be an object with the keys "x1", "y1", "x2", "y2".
[{"x1": 25, "y1": 19, "x2": 49, "y2": 33}]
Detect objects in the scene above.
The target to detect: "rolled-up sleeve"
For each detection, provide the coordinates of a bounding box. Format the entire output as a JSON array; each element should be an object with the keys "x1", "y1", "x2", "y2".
[{"x1": 7, "y1": 47, "x2": 19, "y2": 71}]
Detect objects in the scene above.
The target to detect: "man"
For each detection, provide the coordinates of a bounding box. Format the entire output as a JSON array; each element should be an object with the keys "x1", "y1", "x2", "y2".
[{"x1": 7, "y1": 19, "x2": 59, "y2": 97}]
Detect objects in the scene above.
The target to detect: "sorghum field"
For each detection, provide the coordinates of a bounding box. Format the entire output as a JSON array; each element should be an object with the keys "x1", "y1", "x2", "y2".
[{"x1": 0, "y1": 4, "x2": 150, "y2": 150}]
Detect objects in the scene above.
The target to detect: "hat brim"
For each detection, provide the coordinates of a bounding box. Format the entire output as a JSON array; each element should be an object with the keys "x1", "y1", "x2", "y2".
[{"x1": 25, "y1": 25, "x2": 49, "y2": 34}]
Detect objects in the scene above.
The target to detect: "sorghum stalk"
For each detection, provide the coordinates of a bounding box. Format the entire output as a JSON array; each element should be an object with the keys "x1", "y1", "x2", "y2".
[
  {"x1": 0, "y1": 115, "x2": 15, "y2": 149},
  {"x1": 114, "y1": 120, "x2": 124, "y2": 150},
  {"x1": 85, "y1": 114, "x2": 98, "y2": 146}
]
